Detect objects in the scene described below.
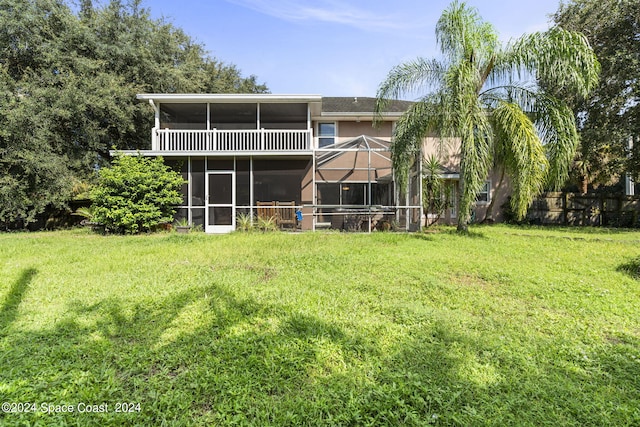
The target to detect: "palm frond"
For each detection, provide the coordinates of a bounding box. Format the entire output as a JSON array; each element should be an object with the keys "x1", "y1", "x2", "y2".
[
  {"x1": 480, "y1": 82, "x2": 539, "y2": 112},
  {"x1": 374, "y1": 57, "x2": 446, "y2": 122},
  {"x1": 500, "y1": 28, "x2": 600, "y2": 98},
  {"x1": 533, "y1": 96, "x2": 579, "y2": 190},
  {"x1": 436, "y1": 0, "x2": 498, "y2": 65},
  {"x1": 492, "y1": 101, "x2": 548, "y2": 219},
  {"x1": 391, "y1": 98, "x2": 441, "y2": 192}
]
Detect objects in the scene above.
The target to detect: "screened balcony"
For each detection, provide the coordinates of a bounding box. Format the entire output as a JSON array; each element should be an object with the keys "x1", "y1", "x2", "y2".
[{"x1": 151, "y1": 100, "x2": 313, "y2": 153}]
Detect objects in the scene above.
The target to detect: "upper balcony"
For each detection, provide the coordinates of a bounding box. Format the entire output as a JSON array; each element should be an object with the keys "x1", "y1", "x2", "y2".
[
  {"x1": 153, "y1": 128, "x2": 312, "y2": 152},
  {"x1": 138, "y1": 94, "x2": 322, "y2": 154}
]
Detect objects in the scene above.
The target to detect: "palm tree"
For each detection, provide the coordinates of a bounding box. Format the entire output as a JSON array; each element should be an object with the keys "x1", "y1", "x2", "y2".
[{"x1": 375, "y1": 1, "x2": 599, "y2": 232}]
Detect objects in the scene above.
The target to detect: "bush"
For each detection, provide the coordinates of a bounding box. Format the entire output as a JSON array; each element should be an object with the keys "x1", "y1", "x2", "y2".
[{"x1": 91, "y1": 155, "x2": 184, "y2": 234}]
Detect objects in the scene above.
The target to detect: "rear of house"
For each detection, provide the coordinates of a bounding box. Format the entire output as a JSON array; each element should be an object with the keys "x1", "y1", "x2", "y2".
[{"x1": 122, "y1": 94, "x2": 502, "y2": 232}]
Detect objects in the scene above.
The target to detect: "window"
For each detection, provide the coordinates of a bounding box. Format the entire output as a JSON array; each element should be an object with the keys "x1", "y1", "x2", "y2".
[
  {"x1": 476, "y1": 180, "x2": 491, "y2": 203},
  {"x1": 318, "y1": 123, "x2": 336, "y2": 147}
]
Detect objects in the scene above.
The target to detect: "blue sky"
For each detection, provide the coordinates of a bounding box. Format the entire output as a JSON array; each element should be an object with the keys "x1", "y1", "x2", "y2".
[{"x1": 146, "y1": 0, "x2": 563, "y2": 97}]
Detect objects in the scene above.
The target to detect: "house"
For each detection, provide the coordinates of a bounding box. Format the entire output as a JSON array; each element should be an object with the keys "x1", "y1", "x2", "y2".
[{"x1": 121, "y1": 94, "x2": 503, "y2": 232}]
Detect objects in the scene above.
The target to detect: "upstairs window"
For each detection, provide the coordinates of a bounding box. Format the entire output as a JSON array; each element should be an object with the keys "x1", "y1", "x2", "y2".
[
  {"x1": 318, "y1": 123, "x2": 336, "y2": 148},
  {"x1": 476, "y1": 180, "x2": 491, "y2": 204}
]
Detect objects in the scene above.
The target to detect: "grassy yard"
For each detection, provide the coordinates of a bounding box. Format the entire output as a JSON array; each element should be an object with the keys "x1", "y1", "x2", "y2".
[{"x1": 0, "y1": 226, "x2": 639, "y2": 426}]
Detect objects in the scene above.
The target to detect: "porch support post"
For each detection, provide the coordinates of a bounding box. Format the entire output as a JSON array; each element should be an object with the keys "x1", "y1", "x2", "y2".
[
  {"x1": 188, "y1": 156, "x2": 192, "y2": 224},
  {"x1": 312, "y1": 150, "x2": 317, "y2": 231},
  {"x1": 368, "y1": 143, "x2": 372, "y2": 233},
  {"x1": 150, "y1": 99, "x2": 159, "y2": 150},
  {"x1": 307, "y1": 104, "x2": 312, "y2": 149},
  {"x1": 250, "y1": 156, "x2": 254, "y2": 221},
  {"x1": 419, "y1": 145, "x2": 424, "y2": 230}
]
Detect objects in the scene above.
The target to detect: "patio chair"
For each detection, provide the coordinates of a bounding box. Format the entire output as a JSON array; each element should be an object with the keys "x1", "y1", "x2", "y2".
[
  {"x1": 256, "y1": 201, "x2": 277, "y2": 222},
  {"x1": 276, "y1": 201, "x2": 297, "y2": 229}
]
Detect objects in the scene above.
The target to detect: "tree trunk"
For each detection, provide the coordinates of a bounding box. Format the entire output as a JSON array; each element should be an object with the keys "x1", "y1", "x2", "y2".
[
  {"x1": 483, "y1": 166, "x2": 504, "y2": 223},
  {"x1": 456, "y1": 179, "x2": 469, "y2": 233},
  {"x1": 580, "y1": 176, "x2": 588, "y2": 194}
]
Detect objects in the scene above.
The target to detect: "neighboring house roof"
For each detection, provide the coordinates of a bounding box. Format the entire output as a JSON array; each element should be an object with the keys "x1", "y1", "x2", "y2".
[{"x1": 321, "y1": 97, "x2": 412, "y2": 114}]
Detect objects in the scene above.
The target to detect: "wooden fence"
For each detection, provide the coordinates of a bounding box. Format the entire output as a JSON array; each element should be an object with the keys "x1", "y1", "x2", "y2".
[{"x1": 528, "y1": 192, "x2": 640, "y2": 227}]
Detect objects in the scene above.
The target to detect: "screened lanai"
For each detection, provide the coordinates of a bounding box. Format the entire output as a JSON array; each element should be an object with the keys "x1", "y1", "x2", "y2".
[{"x1": 312, "y1": 135, "x2": 421, "y2": 231}]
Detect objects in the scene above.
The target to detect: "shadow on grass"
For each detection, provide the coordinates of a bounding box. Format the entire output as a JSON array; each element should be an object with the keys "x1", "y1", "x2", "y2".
[
  {"x1": 1, "y1": 282, "x2": 638, "y2": 426},
  {"x1": 617, "y1": 256, "x2": 640, "y2": 279},
  {"x1": 0, "y1": 268, "x2": 36, "y2": 333}
]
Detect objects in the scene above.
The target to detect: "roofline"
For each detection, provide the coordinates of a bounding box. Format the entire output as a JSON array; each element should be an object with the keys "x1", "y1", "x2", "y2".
[
  {"x1": 136, "y1": 93, "x2": 323, "y2": 103},
  {"x1": 319, "y1": 112, "x2": 404, "y2": 119}
]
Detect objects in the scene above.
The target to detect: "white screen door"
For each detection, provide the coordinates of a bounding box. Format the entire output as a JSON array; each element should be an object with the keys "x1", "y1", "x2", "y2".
[{"x1": 205, "y1": 171, "x2": 235, "y2": 233}]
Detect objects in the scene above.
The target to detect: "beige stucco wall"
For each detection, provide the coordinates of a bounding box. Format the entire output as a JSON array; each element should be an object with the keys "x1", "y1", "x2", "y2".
[
  {"x1": 421, "y1": 137, "x2": 512, "y2": 224},
  {"x1": 473, "y1": 170, "x2": 511, "y2": 223},
  {"x1": 335, "y1": 121, "x2": 393, "y2": 141},
  {"x1": 422, "y1": 137, "x2": 461, "y2": 172}
]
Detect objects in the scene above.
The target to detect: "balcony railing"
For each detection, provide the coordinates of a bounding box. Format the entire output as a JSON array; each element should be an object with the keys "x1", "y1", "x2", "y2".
[{"x1": 152, "y1": 129, "x2": 312, "y2": 152}]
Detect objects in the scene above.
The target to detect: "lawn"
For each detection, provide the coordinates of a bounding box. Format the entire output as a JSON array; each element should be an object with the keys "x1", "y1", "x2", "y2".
[{"x1": 0, "y1": 226, "x2": 639, "y2": 426}]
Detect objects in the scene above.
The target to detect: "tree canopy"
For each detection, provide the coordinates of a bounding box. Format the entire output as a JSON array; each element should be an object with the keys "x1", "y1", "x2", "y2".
[
  {"x1": 0, "y1": 0, "x2": 268, "y2": 227},
  {"x1": 552, "y1": 0, "x2": 640, "y2": 188},
  {"x1": 376, "y1": 0, "x2": 599, "y2": 231}
]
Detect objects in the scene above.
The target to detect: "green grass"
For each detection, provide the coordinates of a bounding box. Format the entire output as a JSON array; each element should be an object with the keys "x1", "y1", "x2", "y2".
[{"x1": 1, "y1": 226, "x2": 639, "y2": 426}]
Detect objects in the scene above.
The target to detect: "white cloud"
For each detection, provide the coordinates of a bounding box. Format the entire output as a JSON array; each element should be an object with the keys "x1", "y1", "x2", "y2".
[{"x1": 225, "y1": 0, "x2": 416, "y2": 32}]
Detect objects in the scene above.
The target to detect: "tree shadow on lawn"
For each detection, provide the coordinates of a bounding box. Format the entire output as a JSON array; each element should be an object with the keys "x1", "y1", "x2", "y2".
[
  {"x1": 0, "y1": 267, "x2": 37, "y2": 334},
  {"x1": 1, "y1": 282, "x2": 639, "y2": 426},
  {"x1": 368, "y1": 321, "x2": 640, "y2": 426},
  {"x1": 617, "y1": 256, "x2": 640, "y2": 279}
]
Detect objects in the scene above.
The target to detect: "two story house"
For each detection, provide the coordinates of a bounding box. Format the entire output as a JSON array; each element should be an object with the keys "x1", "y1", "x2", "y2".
[{"x1": 122, "y1": 94, "x2": 505, "y2": 232}]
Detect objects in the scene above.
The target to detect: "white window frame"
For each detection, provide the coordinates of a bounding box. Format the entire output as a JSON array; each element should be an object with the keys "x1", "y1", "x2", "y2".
[
  {"x1": 317, "y1": 122, "x2": 337, "y2": 148},
  {"x1": 476, "y1": 180, "x2": 491, "y2": 205}
]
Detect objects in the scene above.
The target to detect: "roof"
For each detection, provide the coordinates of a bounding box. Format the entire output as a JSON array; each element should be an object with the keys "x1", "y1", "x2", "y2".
[
  {"x1": 321, "y1": 97, "x2": 412, "y2": 114},
  {"x1": 136, "y1": 94, "x2": 323, "y2": 103},
  {"x1": 135, "y1": 94, "x2": 411, "y2": 118}
]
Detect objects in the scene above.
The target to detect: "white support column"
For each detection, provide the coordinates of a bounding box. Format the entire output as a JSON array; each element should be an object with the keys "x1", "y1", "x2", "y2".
[
  {"x1": 418, "y1": 147, "x2": 424, "y2": 229},
  {"x1": 405, "y1": 177, "x2": 410, "y2": 231},
  {"x1": 626, "y1": 136, "x2": 635, "y2": 196},
  {"x1": 307, "y1": 104, "x2": 312, "y2": 149},
  {"x1": 249, "y1": 156, "x2": 254, "y2": 221},
  {"x1": 151, "y1": 100, "x2": 160, "y2": 150},
  {"x1": 367, "y1": 146, "x2": 372, "y2": 233},
  {"x1": 312, "y1": 151, "x2": 317, "y2": 231},
  {"x1": 187, "y1": 156, "x2": 192, "y2": 224}
]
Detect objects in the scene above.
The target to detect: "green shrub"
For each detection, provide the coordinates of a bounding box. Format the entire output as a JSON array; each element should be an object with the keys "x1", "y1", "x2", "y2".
[
  {"x1": 256, "y1": 215, "x2": 278, "y2": 232},
  {"x1": 91, "y1": 155, "x2": 185, "y2": 234},
  {"x1": 235, "y1": 213, "x2": 254, "y2": 232}
]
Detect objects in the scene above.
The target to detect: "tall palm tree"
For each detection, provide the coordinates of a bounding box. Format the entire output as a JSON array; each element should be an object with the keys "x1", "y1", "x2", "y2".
[{"x1": 375, "y1": 1, "x2": 599, "y2": 232}]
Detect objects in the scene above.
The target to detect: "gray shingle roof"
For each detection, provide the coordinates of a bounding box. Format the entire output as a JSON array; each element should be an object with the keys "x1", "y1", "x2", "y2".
[{"x1": 321, "y1": 97, "x2": 412, "y2": 114}]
